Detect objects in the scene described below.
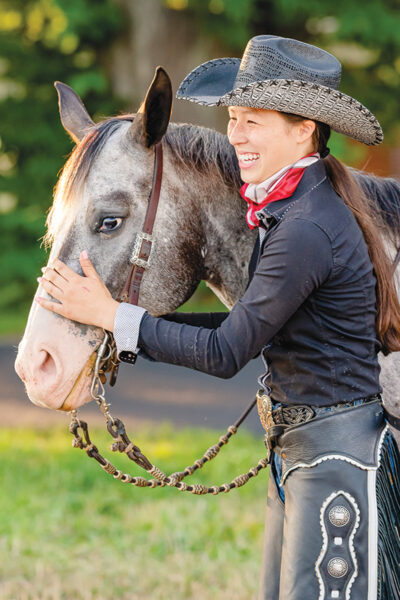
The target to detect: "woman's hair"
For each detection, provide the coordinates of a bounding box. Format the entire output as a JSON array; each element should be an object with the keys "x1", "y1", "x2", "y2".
[{"x1": 283, "y1": 112, "x2": 400, "y2": 354}]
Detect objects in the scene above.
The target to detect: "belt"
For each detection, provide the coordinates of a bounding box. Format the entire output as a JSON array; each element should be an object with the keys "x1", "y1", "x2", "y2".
[
  {"x1": 256, "y1": 390, "x2": 382, "y2": 462},
  {"x1": 256, "y1": 391, "x2": 314, "y2": 432}
]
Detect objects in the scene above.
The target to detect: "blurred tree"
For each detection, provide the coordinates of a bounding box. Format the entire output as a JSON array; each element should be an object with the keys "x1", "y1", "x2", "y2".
[{"x1": 0, "y1": 0, "x2": 123, "y2": 331}]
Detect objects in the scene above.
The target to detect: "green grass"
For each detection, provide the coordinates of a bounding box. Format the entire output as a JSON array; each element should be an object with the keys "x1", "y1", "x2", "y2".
[{"x1": 0, "y1": 423, "x2": 269, "y2": 599}]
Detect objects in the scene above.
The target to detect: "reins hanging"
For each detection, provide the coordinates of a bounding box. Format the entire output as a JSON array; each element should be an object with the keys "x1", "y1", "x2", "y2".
[
  {"x1": 69, "y1": 142, "x2": 268, "y2": 494},
  {"x1": 70, "y1": 421, "x2": 268, "y2": 495},
  {"x1": 69, "y1": 332, "x2": 267, "y2": 495}
]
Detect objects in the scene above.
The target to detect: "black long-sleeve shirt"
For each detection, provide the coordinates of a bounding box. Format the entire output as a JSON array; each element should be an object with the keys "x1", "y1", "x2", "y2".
[{"x1": 134, "y1": 160, "x2": 381, "y2": 406}]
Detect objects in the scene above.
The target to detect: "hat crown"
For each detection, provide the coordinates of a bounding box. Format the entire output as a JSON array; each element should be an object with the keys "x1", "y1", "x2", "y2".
[{"x1": 235, "y1": 35, "x2": 342, "y2": 90}]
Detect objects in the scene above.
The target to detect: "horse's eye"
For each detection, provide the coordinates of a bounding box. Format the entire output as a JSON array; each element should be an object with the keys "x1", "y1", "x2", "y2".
[{"x1": 98, "y1": 217, "x2": 123, "y2": 233}]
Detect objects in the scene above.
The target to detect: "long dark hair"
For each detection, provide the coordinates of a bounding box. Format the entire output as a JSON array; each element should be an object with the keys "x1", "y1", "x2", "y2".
[{"x1": 283, "y1": 113, "x2": 400, "y2": 354}]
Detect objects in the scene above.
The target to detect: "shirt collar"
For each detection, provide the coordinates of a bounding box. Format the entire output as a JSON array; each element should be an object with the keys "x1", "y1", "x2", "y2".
[{"x1": 257, "y1": 159, "x2": 328, "y2": 228}]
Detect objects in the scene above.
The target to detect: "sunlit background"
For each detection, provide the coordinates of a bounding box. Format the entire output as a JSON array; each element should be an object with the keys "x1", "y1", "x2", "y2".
[{"x1": 1, "y1": 2, "x2": 400, "y2": 598}]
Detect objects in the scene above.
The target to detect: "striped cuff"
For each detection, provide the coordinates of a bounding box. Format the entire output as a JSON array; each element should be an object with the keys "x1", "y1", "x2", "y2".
[{"x1": 113, "y1": 302, "x2": 147, "y2": 358}]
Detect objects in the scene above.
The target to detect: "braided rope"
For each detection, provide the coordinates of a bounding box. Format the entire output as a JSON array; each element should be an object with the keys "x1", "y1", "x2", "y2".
[
  {"x1": 69, "y1": 415, "x2": 268, "y2": 495},
  {"x1": 69, "y1": 337, "x2": 264, "y2": 496},
  {"x1": 104, "y1": 453, "x2": 268, "y2": 495}
]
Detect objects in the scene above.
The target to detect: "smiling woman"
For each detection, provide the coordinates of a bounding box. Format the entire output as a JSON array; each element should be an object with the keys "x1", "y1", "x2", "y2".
[{"x1": 227, "y1": 107, "x2": 316, "y2": 183}]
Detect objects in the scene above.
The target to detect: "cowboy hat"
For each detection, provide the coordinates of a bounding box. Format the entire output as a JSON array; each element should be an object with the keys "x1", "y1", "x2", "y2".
[{"x1": 177, "y1": 35, "x2": 383, "y2": 146}]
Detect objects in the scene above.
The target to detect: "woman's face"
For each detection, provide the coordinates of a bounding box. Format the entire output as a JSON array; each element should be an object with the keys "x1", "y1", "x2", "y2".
[{"x1": 227, "y1": 107, "x2": 315, "y2": 184}]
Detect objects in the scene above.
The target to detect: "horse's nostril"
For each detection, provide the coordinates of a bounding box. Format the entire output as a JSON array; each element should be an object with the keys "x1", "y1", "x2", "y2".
[{"x1": 38, "y1": 349, "x2": 57, "y2": 378}]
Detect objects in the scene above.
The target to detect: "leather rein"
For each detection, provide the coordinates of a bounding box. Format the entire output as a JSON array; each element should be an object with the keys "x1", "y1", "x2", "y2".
[{"x1": 68, "y1": 142, "x2": 264, "y2": 495}]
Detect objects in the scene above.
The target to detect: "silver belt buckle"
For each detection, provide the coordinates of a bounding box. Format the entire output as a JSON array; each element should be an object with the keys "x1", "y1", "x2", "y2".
[{"x1": 256, "y1": 390, "x2": 274, "y2": 433}]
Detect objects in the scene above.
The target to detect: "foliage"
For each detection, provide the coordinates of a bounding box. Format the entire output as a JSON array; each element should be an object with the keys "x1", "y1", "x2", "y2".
[
  {"x1": 0, "y1": 0, "x2": 124, "y2": 327},
  {"x1": 0, "y1": 423, "x2": 267, "y2": 599},
  {"x1": 179, "y1": 280, "x2": 228, "y2": 313},
  {"x1": 165, "y1": 0, "x2": 253, "y2": 48}
]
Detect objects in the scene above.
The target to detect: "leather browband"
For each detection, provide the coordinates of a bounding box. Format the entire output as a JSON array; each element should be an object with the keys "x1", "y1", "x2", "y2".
[{"x1": 119, "y1": 142, "x2": 163, "y2": 305}]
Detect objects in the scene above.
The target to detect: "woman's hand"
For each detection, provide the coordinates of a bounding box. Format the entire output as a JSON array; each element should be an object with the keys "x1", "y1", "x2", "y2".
[{"x1": 35, "y1": 251, "x2": 119, "y2": 332}]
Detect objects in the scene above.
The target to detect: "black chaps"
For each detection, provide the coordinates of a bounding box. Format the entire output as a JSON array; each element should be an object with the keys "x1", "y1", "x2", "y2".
[{"x1": 259, "y1": 400, "x2": 400, "y2": 600}]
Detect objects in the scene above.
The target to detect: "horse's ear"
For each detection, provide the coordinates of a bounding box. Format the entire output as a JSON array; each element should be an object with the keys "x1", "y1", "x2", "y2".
[
  {"x1": 54, "y1": 81, "x2": 94, "y2": 144},
  {"x1": 130, "y1": 66, "x2": 172, "y2": 148}
]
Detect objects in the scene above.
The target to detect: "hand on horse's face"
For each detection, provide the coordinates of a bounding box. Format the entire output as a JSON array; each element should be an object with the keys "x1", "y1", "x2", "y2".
[{"x1": 35, "y1": 251, "x2": 119, "y2": 332}]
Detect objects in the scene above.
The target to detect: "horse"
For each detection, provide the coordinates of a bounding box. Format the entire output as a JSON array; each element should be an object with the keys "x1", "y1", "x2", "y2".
[{"x1": 14, "y1": 67, "x2": 400, "y2": 427}]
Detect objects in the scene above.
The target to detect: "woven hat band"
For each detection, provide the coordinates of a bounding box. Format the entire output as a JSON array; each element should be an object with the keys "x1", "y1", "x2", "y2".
[{"x1": 234, "y1": 36, "x2": 342, "y2": 90}]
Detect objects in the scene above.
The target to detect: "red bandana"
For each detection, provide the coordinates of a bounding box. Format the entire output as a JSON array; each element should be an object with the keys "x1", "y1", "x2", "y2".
[{"x1": 240, "y1": 158, "x2": 315, "y2": 230}]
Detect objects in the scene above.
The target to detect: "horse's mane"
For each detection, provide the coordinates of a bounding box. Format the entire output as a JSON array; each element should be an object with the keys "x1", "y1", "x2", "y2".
[
  {"x1": 45, "y1": 114, "x2": 400, "y2": 250},
  {"x1": 164, "y1": 122, "x2": 242, "y2": 190}
]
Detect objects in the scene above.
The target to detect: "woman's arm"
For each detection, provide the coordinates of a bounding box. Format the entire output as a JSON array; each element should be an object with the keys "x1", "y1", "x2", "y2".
[
  {"x1": 113, "y1": 310, "x2": 229, "y2": 363},
  {"x1": 128, "y1": 218, "x2": 332, "y2": 378},
  {"x1": 36, "y1": 219, "x2": 332, "y2": 378}
]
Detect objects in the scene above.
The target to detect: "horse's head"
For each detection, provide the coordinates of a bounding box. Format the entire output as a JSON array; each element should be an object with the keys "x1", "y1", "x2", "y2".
[{"x1": 15, "y1": 67, "x2": 206, "y2": 411}]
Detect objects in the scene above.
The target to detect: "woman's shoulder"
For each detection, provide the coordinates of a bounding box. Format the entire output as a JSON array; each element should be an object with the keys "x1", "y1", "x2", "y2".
[{"x1": 287, "y1": 177, "x2": 361, "y2": 243}]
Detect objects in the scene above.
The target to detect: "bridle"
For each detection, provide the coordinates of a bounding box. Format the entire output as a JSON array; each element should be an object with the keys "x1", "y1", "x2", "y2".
[{"x1": 69, "y1": 141, "x2": 267, "y2": 495}]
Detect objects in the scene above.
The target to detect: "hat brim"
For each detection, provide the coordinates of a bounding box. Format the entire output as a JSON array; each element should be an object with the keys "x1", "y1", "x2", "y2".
[
  {"x1": 177, "y1": 58, "x2": 241, "y2": 105},
  {"x1": 177, "y1": 59, "x2": 383, "y2": 146}
]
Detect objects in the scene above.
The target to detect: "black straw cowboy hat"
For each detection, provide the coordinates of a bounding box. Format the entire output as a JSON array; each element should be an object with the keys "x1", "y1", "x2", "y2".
[{"x1": 177, "y1": 35, "x2": 383, "y2": 146}]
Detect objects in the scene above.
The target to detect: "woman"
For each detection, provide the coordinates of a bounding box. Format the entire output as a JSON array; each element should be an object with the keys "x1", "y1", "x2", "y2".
[{"x1": 36, "y1": 36, "x2": 400, "y2": 599}]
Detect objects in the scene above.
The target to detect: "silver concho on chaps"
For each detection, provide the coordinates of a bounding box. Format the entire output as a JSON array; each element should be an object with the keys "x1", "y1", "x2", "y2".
[{"x1": 258, "y1": 400, "x2": 400, "y2": 600}]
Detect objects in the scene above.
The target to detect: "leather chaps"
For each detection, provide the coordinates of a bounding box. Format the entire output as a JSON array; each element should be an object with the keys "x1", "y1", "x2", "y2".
[{"x1": 259, "y1": 400, "x2": 400, "y2": 600}]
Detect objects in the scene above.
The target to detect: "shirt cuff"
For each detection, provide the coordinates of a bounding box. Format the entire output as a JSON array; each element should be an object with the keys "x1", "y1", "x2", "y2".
[{"x1": 113, "y1": 302, "x2": 147, "y2": 362}]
